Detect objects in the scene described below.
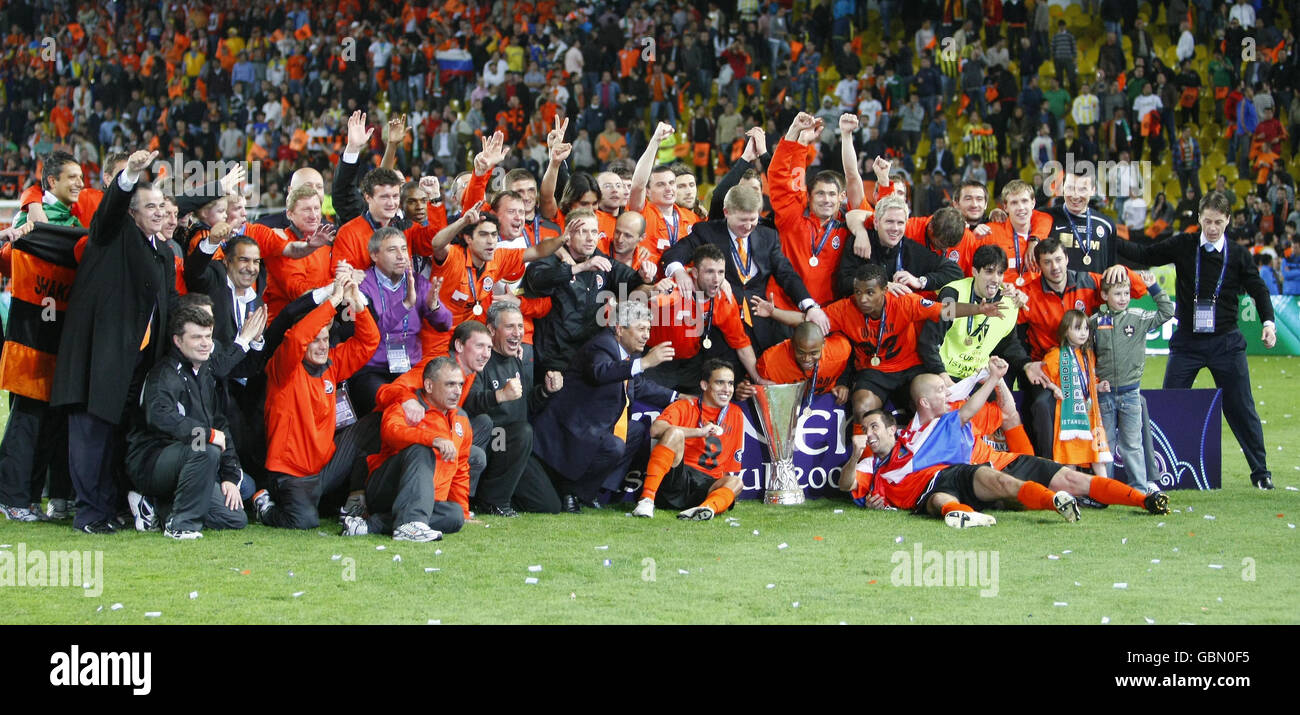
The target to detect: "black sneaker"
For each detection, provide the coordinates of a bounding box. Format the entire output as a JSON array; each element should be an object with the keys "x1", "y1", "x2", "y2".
[
  {"x1": 78, "y1": 520, "x2": 118, "y2": 535},
  {"x1": 1253, "y1": 476, "x2": 1274, "y2": 490},
  {"x1": 1144, "y1": 490, "x2": 1171, "y2": 515},
  {"x1": 479, "y1": 503, "x2": 520, "y2": 517},
  {"x1": 1076, "y1": 495, "x2": 1109, "y2": 509}
]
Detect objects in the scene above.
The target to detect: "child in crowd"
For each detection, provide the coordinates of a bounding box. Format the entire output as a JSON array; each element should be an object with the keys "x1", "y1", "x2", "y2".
[{"x1": 1041, "y1": 309, "x2": 1111, "y2": 479}]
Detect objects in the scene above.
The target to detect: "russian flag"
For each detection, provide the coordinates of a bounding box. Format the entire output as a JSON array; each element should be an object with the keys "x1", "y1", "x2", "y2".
[
  {"x1": 436, "y1": 49, "x2": 474, "y2": 82},
  {"x1": 888, "y1": 410, "x2": 975, "y2": 483}
]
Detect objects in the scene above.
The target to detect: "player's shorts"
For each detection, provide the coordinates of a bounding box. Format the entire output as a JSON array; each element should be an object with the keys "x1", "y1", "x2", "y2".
[
  {"x1": 1000, "y1": 455, "x2": 1064, "y2": 487},
  {"x1": 914, "y1": 463, "x2": 996, "y2": 514},
  {"x1": 654, "y1": 463, "x2": 716, "y2": 511},
  {"x1": 853, "y1": 364, "x2": 926, "y2": 406}
]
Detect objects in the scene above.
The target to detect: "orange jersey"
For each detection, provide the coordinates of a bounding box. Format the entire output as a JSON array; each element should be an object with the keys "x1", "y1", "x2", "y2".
[
  {"x1": 972, "y1": 211, "x2": 1053, "y2": 280},
  {"x1": 373, "y1": 356, "x2": 476, "y2": 412},
  {"x1": 768, "y1": 138, "x2": 850, "y2": 307},
  {"x1": 427, "y1": 243, "x2": 527, "y2": 356},
  {"x1": 851, "y1": 442, "x2": 946, "y2": 510},
  {"x1": 265, "y1": 301, "x2": 380, "y2": 477},
  {"x1": 656, "y1": 398, "x2": 746, "y2": 479},
  {"x1": 825, "y1": 292, "x2": 943, "y2": 372},
  {"x1": 17, "y1": 185, "x2": 103, "y2": 227},
  {"x1": 1016, "y1": 270, "x2": 1147, "y2": 360},
  {"x1": 638, "y1": 202, "x2": 700, "y2": 266},
  {"x1": 648, "y1": 288, "x2": 750, "y2": 361},
  {"x1": 593, "y1": 208, "x2": 619, "y2": 252},
  {"x1": 332, "y1": 214, "x2": 439, "y2": 271},
  {"x1": 1042, "y1": 346, "x2": 1110, "y2": 466},
  {"x1": 757, "y1": 334, "x2": 852, "y2": 393},
  {"x1": 367, "y1": 395, "x2": 472, "y2": 518}
]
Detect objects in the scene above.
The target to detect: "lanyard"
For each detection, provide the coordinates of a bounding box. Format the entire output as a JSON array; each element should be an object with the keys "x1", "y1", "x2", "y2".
[
  {"x1": 966, "y1": 293, "x2": 995, "y2": 340},
  {"x1": 528, "y1": 214, "x2": 540, "y2": 248},
  {"x1": 1072, "y1": 346, "x2": 1091, "y2": 397},
  {"x1": 870, "y1": 302, "x2": 888, "y2": 356},
  {"x1": 800, "y1": 360, "x2": 820, "y2": 414},
  {"x1": 466, "y1": 261, "x2": 482, "y2": 306},
  {"x1": 1013, "y1": 231, "x2": 1023, "y2": 269},
  {"x1": 731, "y1": 235, "x2": 753, "y2": 278},
  {"x1": 810, "y1": 218, "x2": 839, "y2": 259},
  {"x1": 371, "y1": 268, "x2": 411, "y2": 331},
  {"x1": 701, "y1": 296, "x2": 715, "y2": 339},
  {"x1": 1063, "y1": 208, "x2": 1093, "y2": 263},
  {"x1": 1194, "y1": 241, "x2": 1230, "y2": 301},
  {"x1": 666, "y1": 207, "x2": 679, "y2": 246},
  {"x1": 697, "y1": 397, "x2": 729, "y2": 430}
]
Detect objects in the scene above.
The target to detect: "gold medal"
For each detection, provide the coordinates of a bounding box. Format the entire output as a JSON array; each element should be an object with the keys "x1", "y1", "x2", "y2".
[
  {"x1": 809, "y1": 256, "x2": 819, "y2": 267},
  {"x1": 870, "y1": 356, "x2": 882, "y2": 367},
  {"x1": 701, "y1": 337, "x2": 712, "y2": 350},
  {"x1": 1081, "y1": 255, "x2": 1091, "y2": 266},
  {"x1": 472, "y1": 304, "x2": 484, "y2": 316},
  {"x1": 965, "y1": 337, "x2": 975, "y2": 346},
  {"x1": 1015, "y1": 276, "x2": 1025, "y2": 286}
]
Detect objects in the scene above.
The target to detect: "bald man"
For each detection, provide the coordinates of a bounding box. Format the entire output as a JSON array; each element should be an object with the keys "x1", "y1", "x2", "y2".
[
  {"x1": 256, "y1": 167, "x2": 327, "y2": 230},
  {"x1": 757, "y1": 321, "x2": 853, "y2": 406},
  {"x1": 604, "y1": 211, "x2": 656, "y2": 277}
]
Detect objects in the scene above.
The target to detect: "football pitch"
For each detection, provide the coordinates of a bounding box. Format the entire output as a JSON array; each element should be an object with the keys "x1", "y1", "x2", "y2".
[{"x1": 2, "y1": 356, "x2": 1298, "y2": 625}]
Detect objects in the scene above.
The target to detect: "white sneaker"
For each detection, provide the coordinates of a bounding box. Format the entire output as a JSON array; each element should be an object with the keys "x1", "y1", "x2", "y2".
[
  {"x1": 1053, "y1": 491, "x2": 1082, "y2": 523},
  {"x1": 340, "y1": 515, "x2": 369, "y2": 536},
  {"x1": 45, "y1": 498, "x2": 73, "y2": 520},
  {"x1": 163, "y1": 527, "x2": 203, "y2": 540},
  {"x1": 631, "y1": 497, "x2": 655, "y2": 518},
  {"x1": 944, "y1": 510, "x2": 997, "y2": 528},
  {"x1": 127, "y1": 491, "x2": 159, "y2": 532},
  {"x1": 340, "y1": 491, "x2": 366, "y2": 517},
  {"x1": 677, "y1": 506, "x2": 715, "y2": 521},
  {"x1": 393, "y1": 522, "x2": 442, "y2": 542}
]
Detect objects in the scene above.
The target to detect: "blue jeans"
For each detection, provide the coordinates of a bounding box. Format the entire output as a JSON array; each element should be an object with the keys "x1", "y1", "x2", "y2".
[{"x1": 1098, "y1": 386, "x2": 1147, "y2": 488}]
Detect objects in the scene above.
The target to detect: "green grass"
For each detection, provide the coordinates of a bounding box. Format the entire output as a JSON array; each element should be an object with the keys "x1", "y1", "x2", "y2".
[{"x1": 2, "y1": 356, "x2": 1299, "y2": 624}]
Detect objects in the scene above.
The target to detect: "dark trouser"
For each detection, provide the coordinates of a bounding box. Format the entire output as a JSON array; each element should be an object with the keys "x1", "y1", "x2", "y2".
[
  {"x1": 261, "y1": 421, "x2": 369, "y2": 529},
  {"x1": 228, "y1": 376, "x2": 268, "y2": 486},
  {"x1": 0, "y1": 395, "x2": 69, "y2": 507},
  {"x1": 513, "y1": 456, "x2": 562, "y2": 514},
  {"x1": 745, "y1": 314, "x2": 793, "y2": 357},
  {"x1": 1022, "y1": 382, "x2": 1058, "y2": 459},
  {"x1": 363, "y1": 444, "x2": 465, "y2": 535},
  {"x1": 1163, "y1": 329, "x2": 1270, "y2": 483},
  {"x1": 645, "y1": 351, "x2": 706, "y2": 394},
  {"x1": 475, "y1": 421, "x2": 535, "y2": 507},
  {"x1": 348, "y1": 366, "x2": 397, "y2": 418},
  {"x1": 468, "y1": 412, "x2": 492, "y2": 497},
  {"x1": 133, "y1": 443, "x2": 247, "y2": 532},
  {"x1": 542, "y1": 418, "x2": 650, "y2": 503},
  {"x1": 67, "y1": 410, "x2": 123, "y2": 529}
]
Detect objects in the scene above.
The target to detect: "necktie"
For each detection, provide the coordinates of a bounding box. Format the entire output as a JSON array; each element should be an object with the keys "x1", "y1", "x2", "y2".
[
  {"x1": 735, "y1": 238, "x2": 754, "y2": 325},
  {"x1": 613, "y1": 378, "x2": 629, "y2": 441},
  {"x1": 140, "y1": 320, "x2": 151, "y2": 351}
]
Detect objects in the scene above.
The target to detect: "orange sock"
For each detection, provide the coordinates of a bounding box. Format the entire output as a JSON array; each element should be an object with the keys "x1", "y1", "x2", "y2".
[
  {"x1": 1005, "y1": 424, "x2": 1034, "y2": 455},
  {"x1": 940, "y1": 502, "x2": 973, "y2": 516},
  {"x1": 1016, "y1": 481, "x2": 1058, "y2": 510},
  {"x1": 1089, "y1": 476, "x2": 1146, "y2": 507},
  {"x1": 701, "y1": 486, "x2": 736, "y2": 514},
  {"x1": 641, "y1": 444, "x2": 676, "y2": 500}
]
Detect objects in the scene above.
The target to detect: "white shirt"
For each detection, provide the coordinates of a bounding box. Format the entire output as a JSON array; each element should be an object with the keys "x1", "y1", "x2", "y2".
[
  {"x1": 1229, "y1": 3, "x2": 1256, "y2": 28},
  {"x1": 1176, "y1": 30, "x2": 1196, "y2": 62},
  {"x1": 1199, "y1": 233, "x2": 1226, "y2": 253}
]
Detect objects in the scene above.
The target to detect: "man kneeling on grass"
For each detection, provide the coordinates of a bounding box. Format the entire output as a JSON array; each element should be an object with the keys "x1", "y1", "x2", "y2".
[
  {"x1": 342, "y1": 357, "x2": 471, "y2": 542},
  {"x1": 631, "y1": 359, "x2": 745, "y2": 521},
  {"x1": 124, "y1": 305, "x2": 248, "y2": 539}
]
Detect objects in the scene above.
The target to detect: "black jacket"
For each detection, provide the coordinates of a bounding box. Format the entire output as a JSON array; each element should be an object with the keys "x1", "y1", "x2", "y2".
[
  {"x1": 463, "y1": 344, "x2": 555, "y2": 424},
  {"x1": 183, "y1": 242, "x2": 267, "y2": 379},
  {"x1": 524, "y1": 249, "x2": 646, "y2": 373},
  {"x1": 50, "y1": 173, "x2": 181, "y2": 423},
  {"x1": 125, "y1": 349, "x2": 241, "y2": 484},
  {"x1": 833, "y1": 230, "x2": 963, "y2": 300}
]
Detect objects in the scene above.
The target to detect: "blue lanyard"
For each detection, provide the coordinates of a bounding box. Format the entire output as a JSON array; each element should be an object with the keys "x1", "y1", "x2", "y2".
[
  {"x1": 1013, "y1": 231, "x2": 1023, "y2": 269},
  {"x1": 697, "y1": 397, "x2": 729, "y2": 429},
  {"x1": 701, "y1": 296, "x2": 715, "y2": 340},
  {"x1": 800, "y1": 360, "x2": 820, "y2": 413},
  {"x1": 466, "y1": 261, "x2": 481, "y2": 305},
  {"x1": 1063, "y1": 208, "x2": 1093, "y2": 263},
  {"x1": 811, "y1": 218, "x2": 839, "y2": 259},
  {"x1": 666, "y1": 207, "x2": 679, "y2": 246},
  {"x1": 731, "y1": 236, "x2": 753, "y2": 278},
  {"x1": 1072, "y1": 346, "x2": 1091, "y2": 397},
  {"x1": 371, "y1": 267, "x2": 409, "y2": 332},
  {"x1": 528, "y1": 214, "x2": 540, "y2": 248},
  {"x1": 1194, "y1": 241, "x2": 1230, "y2": 301},
  {"x1": 871, "y1": 301, "x2": 888, "y2": 356}
]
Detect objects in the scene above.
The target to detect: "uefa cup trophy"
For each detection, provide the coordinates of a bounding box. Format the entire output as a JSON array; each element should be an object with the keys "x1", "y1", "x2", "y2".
[{"x1": 750, "y1": 379, "x2": 813, "y2": 504}]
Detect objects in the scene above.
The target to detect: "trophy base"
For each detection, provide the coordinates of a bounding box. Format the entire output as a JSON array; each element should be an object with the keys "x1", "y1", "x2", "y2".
[{"x1": 764, "y1": 489, "x2": 806, "y2": 505}]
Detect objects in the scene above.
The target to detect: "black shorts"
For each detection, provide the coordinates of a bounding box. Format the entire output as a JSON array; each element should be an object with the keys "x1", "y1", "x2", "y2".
[
  {"x1": 914, "y1": 463, "x2": 996, "y2": 514},
  {"x1": 655, "y1": 463, "x2": 716, "y2": 511},
  {"x1": 1001, "y1": 455, "x2": 1063, "y2": 487},
  {"x1": 853, "y1": 364, "x2": 927, "y2": 407}
]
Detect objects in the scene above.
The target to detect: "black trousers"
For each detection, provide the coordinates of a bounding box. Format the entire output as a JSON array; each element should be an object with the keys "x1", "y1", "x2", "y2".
[
  {"x1": 0, "y1": 395, "x2": 69, "y2": 507},
  {"x1": 67, "y1": 410, "x2": 123, "y2": 529},
  {"x1": 544, "y1": 418, "x2": 651, "y2": 502},
  {"x1": 364, "y1": 444, "x2": 465, "y2": 534},
  {"x1": 133, "y1": 443, "x2": 247, "y2": 532},
  {"x1": 475, "y1": 420, "x2": 535, "y2": 507},
  {"x1": 348, "y1": 366, "x2": 398, "y2": 418},
  {"x1": 1164, "y1": 329, "x2": 1270, "y2": 483},
  {"x1": 260, "y1": 420, "x2": 369, "y2": 529},
  {"x1": 468, "y1": 412, "x2": 492, "y2": 497},
  {"x1": 227, "y1": 376, "x2": 268, "y2": 486},
  {"x1": 513, "y1": 456, "x2": 562, "y2": 514}
]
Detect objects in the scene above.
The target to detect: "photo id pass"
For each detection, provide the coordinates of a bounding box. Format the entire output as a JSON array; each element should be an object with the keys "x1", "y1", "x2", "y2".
[{"x1": 1193, "y1": 299, "x2": 1216, "y2": 333}]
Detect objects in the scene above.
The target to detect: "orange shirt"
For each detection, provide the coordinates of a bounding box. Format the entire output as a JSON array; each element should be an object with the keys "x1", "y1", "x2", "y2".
[
  {"x1": 265, "y1": 301, "x2": 380, "y2": 477},
  {"x1": 367, "y1": 395, "x2": 472, "y2": 518},
  {"x1": 851, "y1": 442, "x2": 946, "y2": 510},
  {"x1": 648, "y1": 287, "x2": 750, "y2": 361},
  {"x1": 427, "y1": 243, "x2": 527, "y2": 356},
  {"x1": 655, "y1": 398, "x2": 746, "y2": 479},
  {"x1": 972, "y1": 211, "x2": 1054, "y2": 280},
  {"x1": 638, "y1": 202, "x2": 700, "y2": 266},
  {"x1": 757, "y1": 334, "x2": 852, "y2": 393},
  {"x1": 593, "y1": 209, "x2": 620, "y2": 254},
  {"x1": 768, "y1": 138, "x2": 850, "y2": 307},
  {"x1": 1016, "y1": 270, "x2": 1147, "y2": 360},
  {"x1": 1042, "y1": 346, "x2": 1110, "y2": 466},
  {"x1": 825, "y1": 292, "x2": 943, "y2": 372},
  {"x1": 331, "y1": 214, "x2": 439, "y2": 272}
]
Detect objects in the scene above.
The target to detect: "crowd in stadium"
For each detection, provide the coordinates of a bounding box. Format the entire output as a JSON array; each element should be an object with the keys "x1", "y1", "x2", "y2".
[{"x1": 0, "y1": 0, "x2": 1288, "y2": 540}]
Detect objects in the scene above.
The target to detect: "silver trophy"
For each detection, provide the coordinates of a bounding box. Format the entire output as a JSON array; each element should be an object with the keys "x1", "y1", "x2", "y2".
[{"x1": 751, "y1": 380, "x2": 813, "y2": 505}]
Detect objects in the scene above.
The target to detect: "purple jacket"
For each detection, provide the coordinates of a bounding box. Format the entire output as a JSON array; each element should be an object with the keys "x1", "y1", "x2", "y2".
[{"x1": 360, "y1": 268, "x2": 453, "y2": 370}]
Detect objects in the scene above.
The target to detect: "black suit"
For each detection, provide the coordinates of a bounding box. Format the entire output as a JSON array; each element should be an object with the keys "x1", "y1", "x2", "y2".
[
  {"x1": 660, "y1": 219, "x2": 814, "y2": 353},
  {"x1": 926, "y1": 148, "x2": 956, "y2": 177},
  {"x1": 51, "y1": 172, "x2": 181, "y2": 529},
  {"x1": 531, "y1": 330, "x2": 675, "y2": 501},
  {"x1": 834, "y1": 230, "x2": 963, "y2": 300}
]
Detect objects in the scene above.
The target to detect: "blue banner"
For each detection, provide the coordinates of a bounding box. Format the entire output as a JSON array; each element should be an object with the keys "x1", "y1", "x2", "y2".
[{"x1": 629, "y1": 388, "x2": 1222, "y2": 498}]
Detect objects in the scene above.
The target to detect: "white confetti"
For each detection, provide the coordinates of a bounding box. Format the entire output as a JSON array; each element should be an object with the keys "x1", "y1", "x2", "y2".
[
  {"x1": 392, "y1": 555, "x2": 401, "y2": 562},
  {"x1": 1262, "y1": 420, "x2": 1268, "y2": 425},
  {"x1": 331, "y1": 554, "x2": 341, "y2": 561},
  {"x1": 1101, "y1": 617, "x2": 1111, "y2": 624},
  {"x1": 570, "y1": 593, "x2": 576, "y2": 599},
  {"x1": 528, "y1": 565, "x2": 542, "y2": 572},
  {"x1": 595, "y1": 545, "x2": 609, "y2": 550},
  {"x1": 0, "y1": 545, "x2": 8, "y2": 548},
  {"x1": 777, "y1": 542, "x2": 788, "y2": 550},
  {"x1": 792, "y1": 602, "x2": 800, "y2": 608},
  {"x1": 1121, "y1": 538, "x2": 1127, "y2": 544},
  {"x1": 1208, "y1": 564, "x2": 1223, "y2": 569},
  {"x1": 766, "y1": 583, "x2": 775, "y2": 589},
  {"x1": 729, "y1": 522, "x2": 740, "y2": 527},
  {"x1": 435, "y1": 549, "x2": 442, "y2": 555},
  {"x1": 1114, "y1": 583, "x2": 1128, "y2": 589},
  {"x1": 1288, "y1": 524, "x2": 1295, "y2": 529},
  {"x1": 1186, "y1": 507, "x2": 1193, "y2": 512},
  {"x1": 111, "y1": 603, "x2": 123, "y2": 611},
  {"x1": 678, "y1": 569, "x2": 689, "y2": 575},
  {"x1": 288, "y1": 571, "x2": 294, "y2": 577},
  {"x1": 82, "y1": 582, "x2": 90, "y2": 590},
  {"x1": 376, "y1": 545, "x2": 386, "y2": 551},
  {"x1": 1173, "y1": 547, "x2": 1179, "y2": 552},
  {"x1": 144, "y1": 612, "x2": 161, "y2": 618},
  {"x1": 833, "y1": 509, "x2": 843, "y2": 514},
  {"x1": 1061, "y1": 550, "x2": 1072, "y2": 554},
  {"x1": 752, "y1": 530, "x2": 760, "y2": 535},
  {"x1": 1074, "y1": 581, "x2": 1082, "y2": 586},
  {"x1": 1287, "y1": 485, "x2": 1300, "y2": 490},
  {"x1": 292, "y1": 591, "x2": 305, "y2": 597},
  {"x1": 603, "y1": 559, "x2": 611, "y2": 567},
  {"x1": 895, "y1": 536, "x2": 903, "y2": 544},
  {"x1": 525, "y1": 577, "x2": 538, "y2": 585},
  {"x1": 424, "y1": 567, "x2": 440, "y2": 573},
  {"x1": 1157, "y1": 522, "x2": 1165, "y2": 527},
  {"x1": 189, "y1": 591, "x2": 198, "y2": 599},
  {"x1": 1054, "y1": 602, "x2": 1068, "y2": 607},
  {"x1": 484, "y1": 524, "x2": 490, "y2": 528},
  {"x1": 1217, "y1": 597, "x2": 1223, "y2": 602},
  {"x1": 1203, "y1": 515, "x2": 1216, "y2": 520},
  {"x1": 1144, "y1": 617, "x2": 1155, "y2": 624},
  {"x1": 427, "y1": 619, "x2": 441, "y2": 625},
  {"x1": 96, "y1": 606, "x2": 102, "y2": 612},
  {"x1": 1047, "y1": 554, "x2": 1060, "y2": 560},
  {"x1": 1151, "y1": 559, "x2": 1161, "y2": 564}
]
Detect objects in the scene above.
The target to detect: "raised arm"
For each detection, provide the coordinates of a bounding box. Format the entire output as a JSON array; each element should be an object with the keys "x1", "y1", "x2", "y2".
[
  {"x1": 539, "y1": 116, "x2": 570, "y2": 221},
  {"x1": 380, "y1": 113, "x2": 406, "y2": 171},
  {"x1": 628, "y1": 122, "x2": 675, "y2": 212},
  {"x1": 957, "y1": 356, "x2": 1009, "y2": 424},
  {"x1": 331, "y1": 110, "x2": 374, "y2": 226},
  {"x1": 840, "y1": 114, "x2": 865, "y2": 209}
]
